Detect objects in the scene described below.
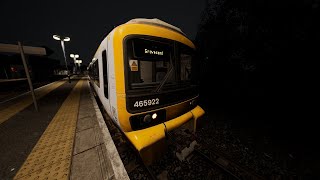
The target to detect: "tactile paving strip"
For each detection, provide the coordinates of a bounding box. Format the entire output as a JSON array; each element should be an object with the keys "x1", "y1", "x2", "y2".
[
  {"x1": 14, "y1": 80, "x2": 84, "y2": 180},
  {"x1": 16, "y1": 158, "x2": 71, "y2": 180},
  {"x1": 0, "y1": 80, "x2": 66, "y2": 124}
]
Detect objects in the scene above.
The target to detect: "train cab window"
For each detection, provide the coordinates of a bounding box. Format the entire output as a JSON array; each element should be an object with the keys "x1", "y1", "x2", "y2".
[
  {"x1": 102, "y1": 50, "x2": 108, "y2": 98},
  {"x1": 178, "y1": 44, "x2": 193, "y2": 82},
  {"x1": 180, "y1": 54, "x2": 191, "y2": 81},
  {"x1": 126, "y1": 37, "x2": 175, "y2": 91}
]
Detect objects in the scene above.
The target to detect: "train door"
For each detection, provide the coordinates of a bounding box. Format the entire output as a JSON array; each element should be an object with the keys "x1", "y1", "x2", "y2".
[{"x1": 102, "y1": 47, "x2": 111, "y2": 114}]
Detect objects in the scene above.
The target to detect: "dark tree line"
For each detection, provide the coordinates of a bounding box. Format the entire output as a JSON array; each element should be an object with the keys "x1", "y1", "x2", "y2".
[
  {"x1": 194, "y1": 1, "x2": 319, "y2": 177},
  {"x1": 195, "y1": 0, "x2": 319, "y2": 125}
]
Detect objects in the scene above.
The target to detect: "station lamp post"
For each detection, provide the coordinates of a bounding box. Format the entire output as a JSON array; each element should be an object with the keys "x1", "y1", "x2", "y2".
[
  {"x1": 70, "y1": 54, "x2": 79, "y2": 74},
  {"x1": 52, "y1": 34, "x2": 71, "y2": 83},
  {"x1": 75, "y1": 59, "x2": 82, "y2": 74}
]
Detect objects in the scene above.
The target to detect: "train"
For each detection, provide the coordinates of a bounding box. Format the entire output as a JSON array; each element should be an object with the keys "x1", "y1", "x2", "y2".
[{"x1": 88, "y1": 18, "x2": 205, "y2": 164}]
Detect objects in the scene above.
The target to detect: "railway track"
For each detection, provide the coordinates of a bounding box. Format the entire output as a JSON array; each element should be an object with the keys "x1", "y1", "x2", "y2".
[
  {"x1": 93, "y1": 92, "x2": 268, "y2": 180},
  {"x1": 162, "y1": 128, "x2": 266, "y2": 180},
  {"x1": 193, "y1": 146, "x2": 266, "y2": 180}
]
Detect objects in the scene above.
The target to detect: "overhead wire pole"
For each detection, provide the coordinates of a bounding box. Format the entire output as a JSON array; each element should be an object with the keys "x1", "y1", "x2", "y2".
[{"x1": 18, "y1": 41, "x2": 38, "y2": 111}]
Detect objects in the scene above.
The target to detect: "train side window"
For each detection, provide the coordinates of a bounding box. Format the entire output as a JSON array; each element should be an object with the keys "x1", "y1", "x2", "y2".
[
  {"x1": 102, "y1": 50, "x2": 108, "y2": 99},
  {"x1": 91, "y1": 63, "x2": 94, "y2": 79},
  {"x1": 95, "y1": 60, "x2": 100, "y2": 87},
  {"x1": 90, "y1": 65, "x2": 93, "y2": 79}
]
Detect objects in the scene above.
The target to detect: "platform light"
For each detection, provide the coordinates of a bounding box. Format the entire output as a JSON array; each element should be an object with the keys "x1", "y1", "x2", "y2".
[
  {"x1": 70, "y1": 54, "x2": 80, "y2": 74},
  {"x1": 52, "y1": 35, "x2": 61, "y2": 41},
  {"x1": 52, "y1": 34, "x2": 71, "y2": 83},
  {"x1": 63, "y1": 37, "x2": 70, "y2": 42},
  {"x1": 70, "y1": 54, "x2": 79, "y2": 58},
  {"x1": 53, "y1": 35, "x2": 70, "y2": 42}
]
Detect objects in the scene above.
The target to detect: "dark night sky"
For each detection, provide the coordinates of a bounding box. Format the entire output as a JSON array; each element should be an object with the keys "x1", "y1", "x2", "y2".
[{"x1": 0, "y1": 0, "x2": 206, "y2": 66}]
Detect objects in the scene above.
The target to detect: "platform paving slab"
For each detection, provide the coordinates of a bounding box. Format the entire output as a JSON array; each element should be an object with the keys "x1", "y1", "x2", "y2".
[
  {"x1": 71, "y1": 147, "x2": 104, "y2": 180},
  {"x1": 70, "y1": 80, "x2": 129, "y2": 180},
  {"x1": 13, "y1": 79, "x2": 83, "y2": 180},
  {"x1": 0, "y1": 78, "x2": 78, "y2": 179},
  {"x1": 0, "y1": 77, "x2": 128, "y2": 180}
]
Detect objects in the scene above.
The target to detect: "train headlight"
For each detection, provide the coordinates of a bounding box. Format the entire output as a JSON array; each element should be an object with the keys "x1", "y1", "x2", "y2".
[
  {"x1": 190, "y1": 99, "x2": 197, "y2": 106},
  {"x1": 129, "y1": 109, "x2": 166, "y2": 131},
  {"x1": 143, "y1": 114, "x2": 152, "y2": 123},
  {"x1": 152, "y1": 113, "x2": 157, "y2": 119}
]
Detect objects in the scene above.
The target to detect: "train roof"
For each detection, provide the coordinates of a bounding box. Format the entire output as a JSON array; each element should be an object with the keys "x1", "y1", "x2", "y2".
[
  {"x1": 92, "y1": 18, "x2": 189, "y2": 60},
  {"x1": 125, "y1": 18, "x2": 186, "y2": 36}
]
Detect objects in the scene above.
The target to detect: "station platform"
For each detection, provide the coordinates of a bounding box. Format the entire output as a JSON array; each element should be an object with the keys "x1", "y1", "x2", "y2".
[{"x1": 0, "y1": 76, "x2": 129, "y2": 180}]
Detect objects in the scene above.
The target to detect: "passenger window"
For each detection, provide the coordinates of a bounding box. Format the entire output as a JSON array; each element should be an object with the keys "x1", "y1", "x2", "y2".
[
  {"x1": 95, "y1": 60, "x2": 100, "y2": 87},
  {"x1": 102, "y1": 50, "x2": 108, "y2": 98}
]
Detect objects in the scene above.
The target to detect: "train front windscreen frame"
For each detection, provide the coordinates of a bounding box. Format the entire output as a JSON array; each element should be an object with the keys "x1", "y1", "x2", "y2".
[{"x1": 124, "y1": 35, "x2": 199, "y2": 114}]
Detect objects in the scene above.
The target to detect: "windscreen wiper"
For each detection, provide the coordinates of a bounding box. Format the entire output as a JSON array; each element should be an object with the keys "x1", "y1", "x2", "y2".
[{"x1": 154, "y1": 66, "x2": 174, "y2": 93}]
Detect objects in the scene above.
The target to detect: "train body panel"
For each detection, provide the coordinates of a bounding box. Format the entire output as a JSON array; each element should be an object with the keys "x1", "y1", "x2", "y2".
[
  {"x1": 88, "y1": 18, "x2": 205, "y2": 162},
  {"x1": 89, "y1": 33, "x2": 119, "y2": 126},
  {"x1": 107, "y1": 32, "x2": 120, "y2": 126},
  {"x1": 112, "y1": 23, "x2": 197, "y2": 132}
]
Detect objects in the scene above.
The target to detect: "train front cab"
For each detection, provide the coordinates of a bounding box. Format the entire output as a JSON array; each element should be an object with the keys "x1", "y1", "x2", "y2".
[{"x1": 112, "y1": 22, "x2": 205, "y2": 164}]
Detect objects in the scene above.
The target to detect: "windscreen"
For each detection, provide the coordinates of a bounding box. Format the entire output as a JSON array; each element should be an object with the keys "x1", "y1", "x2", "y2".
[{"x1": 126, "y1": 37, "x2": 195, "y2": 93}]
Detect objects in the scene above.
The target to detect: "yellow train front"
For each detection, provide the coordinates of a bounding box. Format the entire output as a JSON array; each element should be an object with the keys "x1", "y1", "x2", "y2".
[{"x1": 90, "y1": 18, "x2": 205, "y2": 164}]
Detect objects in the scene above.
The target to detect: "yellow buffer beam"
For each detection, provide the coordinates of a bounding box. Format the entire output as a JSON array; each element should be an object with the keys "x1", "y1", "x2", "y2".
[{"x1": 125, "y1": 105, "x2": 205, "y2": 151}]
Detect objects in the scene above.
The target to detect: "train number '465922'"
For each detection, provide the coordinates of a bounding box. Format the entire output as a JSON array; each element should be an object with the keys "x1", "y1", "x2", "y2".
[{"x1": 134, "y1": 98, "x2": 159, "y2": 107}]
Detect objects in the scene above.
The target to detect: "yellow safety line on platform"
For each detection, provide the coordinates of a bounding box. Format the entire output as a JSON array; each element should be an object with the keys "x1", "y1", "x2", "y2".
[
  {"x1": 13, "y1": 80, "x2": 84, "y2": 180},
  {"x1": 0, "y1": 80, "x2": 66, "y2": 125}
]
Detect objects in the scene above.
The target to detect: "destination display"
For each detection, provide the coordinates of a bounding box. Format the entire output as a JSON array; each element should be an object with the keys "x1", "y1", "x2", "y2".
[{"x1": 132, "y1": 38, "x2": 172, "y2": 60}]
